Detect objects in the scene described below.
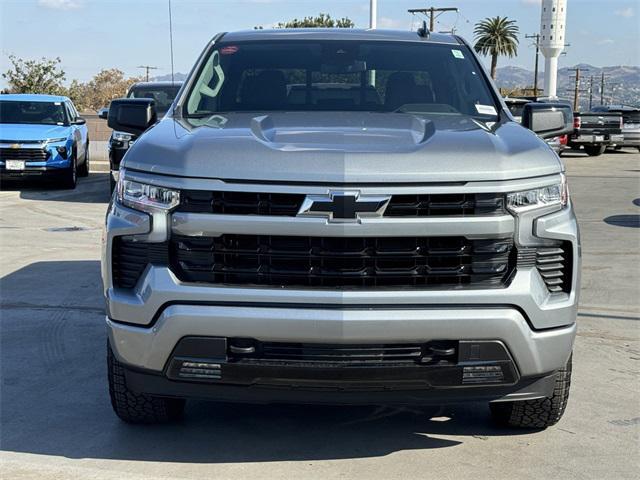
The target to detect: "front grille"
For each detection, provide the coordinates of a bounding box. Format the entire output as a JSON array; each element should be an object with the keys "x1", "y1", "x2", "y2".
[
  {"x1": 170, "y1": 234, "x2": 515, "y2": 289},
  {"x1": 248, "y1": 342, "x2": 425, "y2": 364},
  {"x1": 177, "y1": 190, "x2": 305, "y2": 216},
  {"x1": 226, "y1": 340, "x2": 459, "y2": 366},
  {"x1": 384, "y1": 193, "x2": 505, "y2": 216},
  {"x1": 0, "y1": 148, "x2": 49, "y2": 161},
  {"x1": 176, "y1": 190, "x2": 506, "y2": 217},
  {"x1": 112, "y1": 238, "x2": 169, "y2": 289},
  {"x1": 518, "y1": 242, "x2": 572, "y2": 293}
]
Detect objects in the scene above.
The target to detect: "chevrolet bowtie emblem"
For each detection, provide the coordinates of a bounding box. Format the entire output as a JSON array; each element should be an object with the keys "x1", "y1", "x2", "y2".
[
  {"x1": 297, "y1": 191, "x2": 391, "y2": 222},
  {"x1": 10, "y1": 143, "x2": 21, "y2": 149}
]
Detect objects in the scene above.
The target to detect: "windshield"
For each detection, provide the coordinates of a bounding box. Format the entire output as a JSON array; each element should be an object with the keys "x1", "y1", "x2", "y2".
[
  {"x1": 184, "y1": 40, "x2": 499, "y2": 120},
  {"x1": 128, "y1": 86, "x2": 181, "y2": 113},
  {"x1": 0, "y1": 100, "x2": 68, "y2": 125}
]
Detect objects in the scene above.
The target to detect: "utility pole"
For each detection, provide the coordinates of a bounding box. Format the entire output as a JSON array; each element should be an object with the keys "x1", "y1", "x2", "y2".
[
  {"x1": 408, "y1": 6, "x2": 458, "y2": 32},
  {"x1": 588, "y1": 75, "x2": 594, "y2": 110},
  {"x1": 600, "y1": 72, "x2": 606, "y2": 105},
  {"x1": 137, "y1": 65, "x2": 158, "y2": 82},
  {"x1": 525, "y1": 33, "x2": 541, "y2": 97},
  {"x1": 568, "y1": 67, "x2": 587, "y2": 112}
]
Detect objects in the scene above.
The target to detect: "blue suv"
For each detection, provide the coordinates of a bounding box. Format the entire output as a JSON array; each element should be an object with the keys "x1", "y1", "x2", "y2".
[{"x1": 0, "y1": 94, "x2": 89, "y2": 189}]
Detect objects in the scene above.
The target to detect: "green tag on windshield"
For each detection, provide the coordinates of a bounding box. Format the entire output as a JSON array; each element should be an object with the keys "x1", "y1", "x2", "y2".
[{"x1": 452, "y1": 49, "x2": 465, "y2": 59}]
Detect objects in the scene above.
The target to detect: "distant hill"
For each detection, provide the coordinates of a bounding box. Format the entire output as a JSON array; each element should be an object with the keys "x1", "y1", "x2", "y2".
[
  {"x1": 152, "y1": 72, "x2": 188, "y2": 82},
  {"x1": 496, "y1": 64, "x2": 640, "y2": 107}
]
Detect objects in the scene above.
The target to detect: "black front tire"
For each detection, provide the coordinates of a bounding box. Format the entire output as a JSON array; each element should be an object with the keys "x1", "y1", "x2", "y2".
[
  {"x1": 109, "y1": 170, "x2": 117, "y2": 193},
  {"x1": 490, "y1": 354, "x2": 572, "y2": 429},
  {"x1": 108, "y1": 344, "x2": 185, "y2": 424},
  {"x1": 584, "y1": 145, "x2": 606, "y2": 156},
  {"x1": 78, "y1": 141, "x2": 89, "y2": 177},
  {"x1": 61, "y1": 150, "x2": 77, "y2": 189}
]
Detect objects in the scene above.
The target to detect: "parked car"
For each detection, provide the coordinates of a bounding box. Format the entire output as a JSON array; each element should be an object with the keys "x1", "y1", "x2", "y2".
[
  {"x1": 103, "y1": 29, "x2": 578, "y2": 429},
  {"x1": 568, "y1": 110, "x2": 624, "y2": 156},
  {"x1": 99, "y1": 81, "x2": 183, "y2": 191},
  {"x1": 591, "y1": 105, "x2": 640, "y2": 151},
  {"x1": 0, "y1": 94, "x2": 88, "y2": 188},
  {"x1": 504, "y1": 97, "x2": 568, "y2": 154}
]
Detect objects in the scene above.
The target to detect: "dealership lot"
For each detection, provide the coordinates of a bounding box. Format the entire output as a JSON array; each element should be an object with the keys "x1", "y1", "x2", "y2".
[{"x1": 0, "y1": 150, "x2": 638, "y2": 479}]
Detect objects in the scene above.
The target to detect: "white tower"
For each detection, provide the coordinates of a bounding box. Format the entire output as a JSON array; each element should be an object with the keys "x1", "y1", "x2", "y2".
[{"x1": 540, "y1": 0, "x2": 567, "y2": 98}]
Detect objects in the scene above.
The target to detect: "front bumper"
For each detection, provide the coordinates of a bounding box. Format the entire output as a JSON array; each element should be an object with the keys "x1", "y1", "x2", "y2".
[{"x1": 103, "y1": 173, "x2": 580, "y2": 402}]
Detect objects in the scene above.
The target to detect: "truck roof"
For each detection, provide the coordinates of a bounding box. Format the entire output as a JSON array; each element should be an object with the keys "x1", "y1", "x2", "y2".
[
  {"x1": 129, "y1": 81, "x2": 184, "y2": 88},
  {"x1": 219, "y1": 28, "x2": 462, "y2": 45},
  {"x1": 0, "y1": 93, "x2": 70, "y2": 102}
]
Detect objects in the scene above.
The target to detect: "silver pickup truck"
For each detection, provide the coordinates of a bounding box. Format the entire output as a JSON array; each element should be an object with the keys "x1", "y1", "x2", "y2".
[{"x1": 103, "y1": 29, "x2": 579, "y2": 428}]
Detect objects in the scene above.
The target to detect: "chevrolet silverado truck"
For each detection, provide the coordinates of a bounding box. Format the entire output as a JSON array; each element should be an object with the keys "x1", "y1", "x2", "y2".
[
  {"x1": 103, "y1": 29, "x2": 579, "y2": 428},
  {"x1": 569, "y1": 111, "x2": 623, "y2": 156},
  {"x1": 98, "y1": 81, "x2": 183, "y2": 192}
]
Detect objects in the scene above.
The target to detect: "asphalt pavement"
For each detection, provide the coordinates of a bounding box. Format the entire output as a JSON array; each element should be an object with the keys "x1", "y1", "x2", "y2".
[{"x1": 1, "y1": 149, "x2": 638, "y2": 480}]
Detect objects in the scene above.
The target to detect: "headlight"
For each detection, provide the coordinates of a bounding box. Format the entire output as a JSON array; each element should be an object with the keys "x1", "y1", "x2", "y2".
[
  {"x1": 116, "y1": 172, "x2": 179, "y2": 212},
  {"x1": 507, "y1": 174, "x2": 568, "y2": 213},
  {"x1": 113, "y1": 131, "x2": 133, "y2": 142},
  {"x1": 45, "y1": 137, "x2": 67, "y2": 144}
]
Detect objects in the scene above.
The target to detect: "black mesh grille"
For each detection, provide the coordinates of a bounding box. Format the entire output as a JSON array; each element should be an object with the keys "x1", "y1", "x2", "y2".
[
  {"x1": 517, "y1": 242, "x2": 572, "y2": 294},
  {"x1": 0, "y1": 148, "x2": 49, "y2": 161},
  {"x1": 170, "y1": 234, "x2": 515, "y2": 289},
  {"x1": 384, "y1": 193, "x2": 505, "y2": 216},
  {"x1": 177, "y1": 191, "x2": 305, "y2": 216},
  {"x1": 112, "y1": 238, "x2": 169, "y2": 289},
  {"x1": 177, "y1": 190, "x2": 506, "y2": 217}
]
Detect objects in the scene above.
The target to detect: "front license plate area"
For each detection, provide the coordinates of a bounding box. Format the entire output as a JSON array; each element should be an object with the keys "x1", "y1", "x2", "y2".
[{"x1": 5, "y1": 160, "x2": 25, "y2": 170}]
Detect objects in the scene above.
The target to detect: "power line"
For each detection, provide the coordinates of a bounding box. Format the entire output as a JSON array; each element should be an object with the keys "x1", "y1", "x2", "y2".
[
  {"x1": 137, "y1": 65, "x2": 159, "y2": 82},
  {"x1": 168, "y1": 0, "x2": 175, "y2": 86},
  {"x1": 568, "y1": 66, "x2": 588, "y2": 111},
  {"x1": 407, "y1": 6, "x2": 458, "y2": 32},
  {"x1": 525, "y1": 33, "x2": 541, "y2": 97}
]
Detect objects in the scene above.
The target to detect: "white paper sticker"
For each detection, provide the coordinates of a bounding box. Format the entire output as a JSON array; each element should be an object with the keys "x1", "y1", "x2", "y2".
[
  {"x1": 475, "y1": 104, "x2": 497, "y2": 115},
  {"x1": 54, "y1": 102, "x2": 61, "y2": 105},
  {"x1": 451, "y1": 49, "x2": 465, "y2": 59}
]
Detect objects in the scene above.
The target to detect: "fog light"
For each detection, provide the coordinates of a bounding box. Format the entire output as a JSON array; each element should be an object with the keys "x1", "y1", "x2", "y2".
[
  {"x1": 56, "y1": 146, "x2": 68, "y2": 158},
  {"x1": 177, "y1": 360, "x2": 221, "y2": 379},
  {"x1": 462, "y1": 365, "x2": 504, "y2": 384}
]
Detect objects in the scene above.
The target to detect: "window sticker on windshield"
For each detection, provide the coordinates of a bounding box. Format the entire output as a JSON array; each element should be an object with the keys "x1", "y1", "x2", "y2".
[
  {"x1": 475, "y1": 104, "x2": 497, "y2": 115},
  {"x1": 451, "y1": 49, "x2": 465, "y2": 59},
  {"x1": 220, "y1": 45, "x2": 238, "y2": 55},
  {"x1": 54, "y1": 102, "x2": 61, "y2": 105}
]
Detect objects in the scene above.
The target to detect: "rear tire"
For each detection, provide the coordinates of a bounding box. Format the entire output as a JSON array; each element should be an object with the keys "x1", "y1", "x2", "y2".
[
  {"x1": 108, "y1": 343, "x2": 185, "y2": 424},
  {"x1": 584, "y1": 145, "x2": 606, "y2": 156},
  {"x1": 490, "y1": 354, "x2": 572, "y2": 429},
  {"x1": 78, "y1": 141, "x2": 89, "y2": 177}
]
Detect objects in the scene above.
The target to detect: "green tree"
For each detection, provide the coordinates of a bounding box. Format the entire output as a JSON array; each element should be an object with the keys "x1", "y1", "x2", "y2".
[
  {"x1": 81, "y1": 69, "x2": 143, "y2": 111},
  {"x1": 256, "y1": 13, "x2": 354, "y2": 29},
  {"x1": 473, "y1": 16, "x2": 519, "y2": 80},
  {"x1": 2, "y1": 55, "x2": 66, "y2": 94}
]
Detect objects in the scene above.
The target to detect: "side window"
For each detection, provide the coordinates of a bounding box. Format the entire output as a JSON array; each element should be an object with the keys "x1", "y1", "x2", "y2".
[{"x1": 65, "y1": 102, "x2": 76, "y2": 121}]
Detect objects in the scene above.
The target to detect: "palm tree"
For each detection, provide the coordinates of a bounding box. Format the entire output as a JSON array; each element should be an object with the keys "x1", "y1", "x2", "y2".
[{"x1": 473, "y1": 16, "x2": 519, "y2": 80}]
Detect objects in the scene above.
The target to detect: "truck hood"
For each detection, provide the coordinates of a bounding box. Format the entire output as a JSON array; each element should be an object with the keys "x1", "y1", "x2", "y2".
[
  {"x1": 124, "y1": 112, "x2": 562, "y2": 183},
  {"x1": 0, "y1": 124, "x2": 71, "y2": 142}
]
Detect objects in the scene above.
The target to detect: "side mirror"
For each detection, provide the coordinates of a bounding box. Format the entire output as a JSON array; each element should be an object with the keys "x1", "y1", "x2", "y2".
[
  {"x1": 73, "y1": 117, "x2": 86, "y2": 125},
  {"x1": 521, "y1": 102, "x2": 574, "y2": 139},
  {"x1": 107, "y1": 98, "x2": 157, "y2": 136},
  {"x1": 97, "y1": 107, "x2": 109, "y2": 119}
]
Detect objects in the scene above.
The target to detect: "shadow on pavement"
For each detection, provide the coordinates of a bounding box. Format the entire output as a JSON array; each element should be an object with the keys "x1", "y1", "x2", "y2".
[
  {"x1": 0, "y1": 172, "x2": 111, "y2": 204},
  {"x1": 1, "y1": 260, "x2": 530, "y2": 464},
  {"x1": 604, "y1": 215, "x2": 640, "y2": 228}
]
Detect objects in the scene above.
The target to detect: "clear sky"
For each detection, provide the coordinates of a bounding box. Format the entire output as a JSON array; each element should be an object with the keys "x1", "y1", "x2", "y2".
[{"x1": 0, "y1": 0, "x2": 638, "y2": 86}]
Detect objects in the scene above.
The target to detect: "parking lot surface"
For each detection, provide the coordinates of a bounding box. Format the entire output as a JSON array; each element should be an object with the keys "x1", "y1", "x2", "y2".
[{"x1": 1, "y1": 150, "x2": 639, "y2": 480}]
